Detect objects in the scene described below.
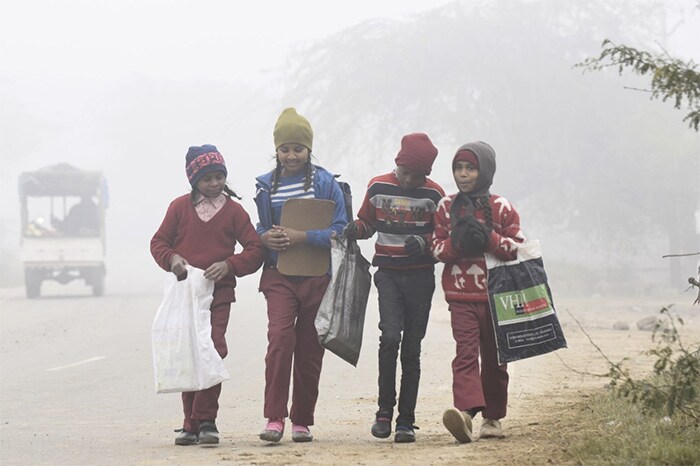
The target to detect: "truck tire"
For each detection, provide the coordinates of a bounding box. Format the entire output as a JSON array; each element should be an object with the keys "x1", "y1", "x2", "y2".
[{"x1": 25, "y1": 270, "x2": 41, "y2": 299}]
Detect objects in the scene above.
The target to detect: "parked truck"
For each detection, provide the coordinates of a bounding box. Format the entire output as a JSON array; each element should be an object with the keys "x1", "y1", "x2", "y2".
[{"x1": 19, "y1": 164, "x2": 108, "y2": 298}]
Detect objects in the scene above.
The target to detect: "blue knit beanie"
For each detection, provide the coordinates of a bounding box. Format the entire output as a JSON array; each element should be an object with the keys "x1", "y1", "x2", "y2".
[{"x1": 185, "y1": 144, "x2": 227, "y2": 187}]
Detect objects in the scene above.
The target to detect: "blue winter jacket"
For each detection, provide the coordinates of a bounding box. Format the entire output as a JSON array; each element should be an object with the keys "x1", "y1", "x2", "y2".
[{"x1": 254, "y1": 165, "x2": 348, "y2": 267}]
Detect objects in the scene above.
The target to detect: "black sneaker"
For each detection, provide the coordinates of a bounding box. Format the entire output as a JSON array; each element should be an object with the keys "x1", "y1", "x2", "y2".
[
  {"x1": 394, "y1": 425, "x2": 416, "y2": 443},
  {"x1": 174, "y1": 429, "x2": 198, "y2": 446},
  {"x1": 371, "y1": 411, "x2": 392, "y2": 439},
  {"x1": 198, "y1": 420, "x2": 219, "y2": 445}
]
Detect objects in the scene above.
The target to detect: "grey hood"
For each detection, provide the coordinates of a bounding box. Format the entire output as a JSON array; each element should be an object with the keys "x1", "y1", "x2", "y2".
[{"x1": 453, "y1": 141, "x2": 496, "y2": 198}]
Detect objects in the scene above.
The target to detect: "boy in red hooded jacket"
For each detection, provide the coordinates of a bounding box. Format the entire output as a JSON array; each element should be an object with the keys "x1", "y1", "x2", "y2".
[{"x1": 430, "y1": 141, "x2": 524, "y2": 443}]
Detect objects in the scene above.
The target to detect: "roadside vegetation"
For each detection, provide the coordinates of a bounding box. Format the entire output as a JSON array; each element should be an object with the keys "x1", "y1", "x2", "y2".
[
  {"x1": 565, "y1": 307, "x2": 700, "y2": 465},
  {"x1": 566, "y1": 391, "x2": 699, "y2": 465}
]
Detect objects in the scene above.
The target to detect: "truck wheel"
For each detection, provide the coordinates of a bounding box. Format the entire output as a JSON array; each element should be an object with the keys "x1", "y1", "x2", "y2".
[
  {"x1": 25, "y1": 270, "x2": 41, "y2": 299},
  {"x1": 92, "y1": 273, "x2": 105, "y2": 297}
]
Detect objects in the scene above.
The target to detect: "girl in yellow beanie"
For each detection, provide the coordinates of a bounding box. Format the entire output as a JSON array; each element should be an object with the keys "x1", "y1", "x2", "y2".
[{"x1": 254, "y1": 108, "x2": 348, "y2": 443}]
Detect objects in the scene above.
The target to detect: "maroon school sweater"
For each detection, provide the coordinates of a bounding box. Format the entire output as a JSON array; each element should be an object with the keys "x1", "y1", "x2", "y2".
[{"x1": 150, "y1": 194, "x2": 264, "y2": 301}]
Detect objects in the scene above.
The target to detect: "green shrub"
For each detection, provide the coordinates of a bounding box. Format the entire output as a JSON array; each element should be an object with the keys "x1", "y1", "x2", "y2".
[{"x1": 607, "y1": 307, "x2": 699, "y2": 421}]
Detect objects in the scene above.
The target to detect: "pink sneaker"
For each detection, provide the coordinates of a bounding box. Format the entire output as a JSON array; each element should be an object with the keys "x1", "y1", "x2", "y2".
[
  {"x1": 259, "y1": 418, "x2": 285, "y2": 443},
  {"x1": 292, "y1": 424, "x2": 313, "y2": 443}
]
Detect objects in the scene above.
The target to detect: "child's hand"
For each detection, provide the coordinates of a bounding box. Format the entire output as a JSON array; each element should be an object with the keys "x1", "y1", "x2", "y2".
[
  {"x1": 343, "y1": 221, "x2": 359, "y2": 240},
  {"x1": 170, "y1": 254, "x2": 188, "y2": 277},
  {"x1": 450, "y1": 219, "x2": 470, "y2": 249},
  {"x1": 404, "y1": 235, "x2": 427, "y2": 257},
  {"x1": 204, "y1": 261, "x2": 230, "y2": 281},
  {"x1": 277, "y1": 226, "x2": 307, "y2": 247},
  {"x1": 463, "y1": 216, "x2": 490, "y2": 250},
  {"x1": 453, "y1": 216, "x2": 490, "y2": 256},
  {"x1": 262, "y1": 226, "x2": 290, "y2": 251}
]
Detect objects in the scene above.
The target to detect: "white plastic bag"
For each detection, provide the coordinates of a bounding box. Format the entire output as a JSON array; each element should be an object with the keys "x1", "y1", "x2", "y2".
[{"x1": 151, "y1": 266, "x2": 230, "y2": 393}]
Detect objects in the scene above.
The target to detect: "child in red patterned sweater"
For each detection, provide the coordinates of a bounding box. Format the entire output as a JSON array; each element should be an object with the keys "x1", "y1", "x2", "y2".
[
  {"x1": 151, "y1": 145, "x2": 264, "y2": 446},
  {"x1": 344, "y1": 133, "x2": 445, "y2": 443},
  {"x1": 430, "y1": 141, "x2": 524, "y2": 443}
]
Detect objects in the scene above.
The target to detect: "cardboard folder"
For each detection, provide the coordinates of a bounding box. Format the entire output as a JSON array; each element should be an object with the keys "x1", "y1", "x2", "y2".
[{"x1": 277, "y1": 198, "x2": 335, "y2": 276}]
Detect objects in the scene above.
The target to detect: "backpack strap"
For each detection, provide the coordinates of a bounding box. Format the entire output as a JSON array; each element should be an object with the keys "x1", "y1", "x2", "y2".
[{"x1": 333, "y1": 174, "x2": 353, "y2": 221}]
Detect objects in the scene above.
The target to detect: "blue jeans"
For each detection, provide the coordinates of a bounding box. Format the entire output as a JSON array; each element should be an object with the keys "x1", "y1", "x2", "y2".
[{"x1": 374, "y1": 267, "x2": 435, "y2": 427}]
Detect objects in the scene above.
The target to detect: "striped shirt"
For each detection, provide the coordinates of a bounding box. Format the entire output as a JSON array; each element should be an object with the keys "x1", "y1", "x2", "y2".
[
  {"x1": 270, "y1": 170, "x2": 316, "y2": 224},
  {"x1": 355, "y1": 171, "x2": 445, "y2": 269}
]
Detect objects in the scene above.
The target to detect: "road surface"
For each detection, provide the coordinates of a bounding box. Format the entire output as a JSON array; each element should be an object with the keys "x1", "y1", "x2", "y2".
[{"x1": 1, "y1": 279, "x2": 697, "y2": 465}]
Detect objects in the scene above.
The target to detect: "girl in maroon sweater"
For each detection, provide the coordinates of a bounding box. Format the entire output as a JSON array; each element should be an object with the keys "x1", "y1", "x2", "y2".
[{"x1": 151, "y1": 145, "x2": 264, "y2": 446}]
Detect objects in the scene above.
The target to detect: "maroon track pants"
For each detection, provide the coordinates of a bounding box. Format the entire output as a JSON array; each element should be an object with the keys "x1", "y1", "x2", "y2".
[
  {"x1": 449, "y1": 301, "x2": 509, "y2": 420},
  {"x1": 259, "y1": 267, "x2": 330, "y2": 426},
  {"x1": 181, "y1": 289, "x2": 231, "y2": 433}
]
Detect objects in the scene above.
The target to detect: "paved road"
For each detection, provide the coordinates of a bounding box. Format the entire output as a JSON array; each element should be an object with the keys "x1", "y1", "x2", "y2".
[
  {"x1": 6, "y1": 279, "x2": 691, "y2": 465},
  {"x1": 0, "y1": 276, "x2": 287, "y2": 463},
  {"x1": 0, "y1": 280, "x2": 419, "y2": 465}
]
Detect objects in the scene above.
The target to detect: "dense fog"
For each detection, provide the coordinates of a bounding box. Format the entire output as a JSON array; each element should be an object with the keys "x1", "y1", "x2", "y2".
[{"x1": 1, "y1": 0, "x2": 699, "y2": 299}]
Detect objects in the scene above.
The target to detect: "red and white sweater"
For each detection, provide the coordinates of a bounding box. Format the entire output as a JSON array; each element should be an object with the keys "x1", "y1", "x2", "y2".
[
  {"x1": 430, "y1": 193, "x2": 524, "y2": 303},
  {"x1": 354, "y1": 172, "x2": 445, "y2": 269}
]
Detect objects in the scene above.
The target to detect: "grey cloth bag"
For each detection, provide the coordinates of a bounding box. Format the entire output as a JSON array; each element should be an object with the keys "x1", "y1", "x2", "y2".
[{"x1": 315, "y1": 236, "x2": 372, "y2": 366}]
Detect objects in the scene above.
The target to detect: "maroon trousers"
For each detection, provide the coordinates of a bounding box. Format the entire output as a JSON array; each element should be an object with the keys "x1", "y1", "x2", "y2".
[
  {"x1": 181, "y1": 289, "x2": 232, "y2": 433},
  {"x1": 259, "y1": 267, "x2": 330, "y2": 426},
  {"x1": 449, "y1": 301, "x2": 508, "y2": 420}
]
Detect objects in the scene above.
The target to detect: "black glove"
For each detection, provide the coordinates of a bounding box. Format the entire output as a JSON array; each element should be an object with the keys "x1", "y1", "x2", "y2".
[
  {"x1": 450, "y1": 218, "x2": 470, "y2": 249},
  {"x1": 460, "y1": 216, "x2": 490, "y2": 255},
  {"x1": 404, "y1": 235, "x2": 426, "y2": 257},
  {"x1": 343, "y1": 221, "x2": 359, "y2": 240}
]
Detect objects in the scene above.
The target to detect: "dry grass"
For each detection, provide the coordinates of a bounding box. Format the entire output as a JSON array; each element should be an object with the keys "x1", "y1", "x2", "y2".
[{"x1": 563, "y1": 390, "x2": 700, "y2": 465}]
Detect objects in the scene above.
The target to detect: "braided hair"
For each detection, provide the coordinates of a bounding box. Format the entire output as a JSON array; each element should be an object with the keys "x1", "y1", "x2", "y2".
[
  {"x1": 190, "y1": 184, "x2": 241, "y2": 203},
  {"x1": 223, "y1": 185, "x2": 242, "y2": 199},
  {"x1": 476, "y1": 195, "x2": 493, "y2": 229},
  {"x1": 271, "y1": 158, "x2": 283, "y2": 194},
  {"x1": 303, "y1": 159, "x2": 314, "y2": 191},
  {"x1": 271, "y1": 155, "x2": 314, "y2": 194},
  {"x1": 450, "y1": 193, "x2": 493, "y2": 229}
]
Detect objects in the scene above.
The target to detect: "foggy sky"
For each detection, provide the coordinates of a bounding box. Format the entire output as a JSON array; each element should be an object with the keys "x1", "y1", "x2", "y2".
[{"x1": 1, "y1": 0, "x2": 699, "y2": 295}]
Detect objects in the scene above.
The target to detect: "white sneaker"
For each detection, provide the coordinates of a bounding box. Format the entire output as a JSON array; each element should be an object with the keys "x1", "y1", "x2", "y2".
[
  {"x1": 480, "y1": 418, "x2": 503, "y2": 438},
  {"x1": 442, "y1": 408, "x2": 473, "y2": 443}
]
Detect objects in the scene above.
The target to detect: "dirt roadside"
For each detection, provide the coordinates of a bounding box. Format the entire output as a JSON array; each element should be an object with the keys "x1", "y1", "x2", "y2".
[{"x1": 166, "y1": 294, "x2": 699, "y2": 466}]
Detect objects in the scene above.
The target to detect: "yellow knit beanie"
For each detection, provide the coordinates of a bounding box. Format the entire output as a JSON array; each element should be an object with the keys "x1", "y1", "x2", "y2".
[{"x1": 273, "y1": 107, "x2": 313, "y2": 150}]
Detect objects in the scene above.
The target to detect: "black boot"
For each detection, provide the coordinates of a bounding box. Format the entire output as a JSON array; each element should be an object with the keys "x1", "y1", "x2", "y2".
[
  {"x1": 174, "y1": 428, "x2": 198, "y2": 446},
  {"x1": 198, "y1": 420, "x2": 219, "y2": 445},
  {"x1": 371, "y1": 410, "x2": 392, "y2": 439}
]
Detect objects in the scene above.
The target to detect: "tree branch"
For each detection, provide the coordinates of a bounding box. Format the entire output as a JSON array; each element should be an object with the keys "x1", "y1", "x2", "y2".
[
  {"x1": 661, "y1": 252, "x2": 700, "y2": 258},
  {"x1": 622, "y1": 86, "x2": 654, "y2": 94},
  {"x1": 576, "y1": 40, "x2": 700, "y2": 131},
  {"x1": 562, "y1": 308, "x2": 633, "y2": 378}
]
